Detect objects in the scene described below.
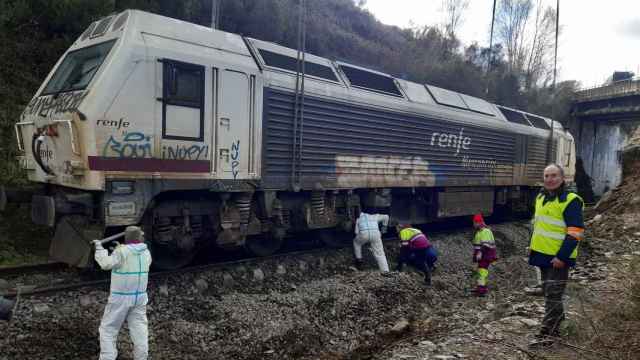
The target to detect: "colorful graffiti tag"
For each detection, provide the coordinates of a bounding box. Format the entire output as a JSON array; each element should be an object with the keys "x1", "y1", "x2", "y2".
[{"x1": 102, "y1": 132, "x2": 152, "y2": 158}]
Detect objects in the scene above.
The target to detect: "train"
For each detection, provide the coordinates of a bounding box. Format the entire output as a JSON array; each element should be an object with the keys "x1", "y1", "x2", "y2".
[{"x1": 5, "y1": 10, "x2": 576, "y2": 269}]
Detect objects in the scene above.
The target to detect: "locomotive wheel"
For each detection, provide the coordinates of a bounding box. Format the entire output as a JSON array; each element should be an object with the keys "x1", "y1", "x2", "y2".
[
  {"x1": 150, "y1": 243, "x2": 197, "y2": 270},
  {"x1": 142, "y1": 220, "x2": 197, "y2": 270},
  {"x1": 245, "y1": 233, "x2": 284, "y2": 257},
  {"x1": 315, "y1": 228, "x2": 351, "y2": 248}
]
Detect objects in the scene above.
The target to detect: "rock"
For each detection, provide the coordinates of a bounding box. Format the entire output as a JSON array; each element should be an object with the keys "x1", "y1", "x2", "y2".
[
  {"x1": 419, "y1": 340, "x2": 438, "y2": 351},
  {"x1": 195, "y1": 278, "x2": 208, "y2": 292},
  {"x1": 276, "y1": 265, "x2": 286, "y2": 275},
  {"x1": 434, "y1": 356, "x2": 456, "y2": 360},
  {"x1": 604, "y1": 251, "x2": 614, "y2": 258},
  {"x1": 159, "y1": 284, "x2": 169, "y2": 297},
  {"x1": 253, "y1": 268, "x2": 265, "y2": 282},
  {"x1": 317, "y1": 257, "x2": 325, "y2": 268},
  {"x1": 593, "y1": 214, "x2": 603, "y2": 222},
  {"x1": 235, "y1": 266, "x2": 247, "y2": 278},
  {"x1": 16, "y1": 285, "x2": 36, "y2": 293},
  {"x1": 0, "y1": 279, "x2": 9, "y2": 292},
  {"x1": 520, "y1": 318, "x2": 540, "y2": 327},
  {"x1": 33, "y1": 303, "x2": 50, "y2": 313},
  {"x1": 79, "y1": 295, "x2": 94, "y2": 307},
  {"x1": 299, "y1": 261, "x2": 307, "y2": 271},
  {"x1": 222, "y1": 273, "x2": 234, "y2": 287},
  {"x1": 390, "y1": 319, "x2": 410, "y2": 333}
]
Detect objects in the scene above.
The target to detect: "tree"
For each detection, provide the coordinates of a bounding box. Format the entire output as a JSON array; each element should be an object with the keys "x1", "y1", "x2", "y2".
[
  {"x1": 524, "y1": 1, "x2": 556, "y2": 89},
  {"x1": 496, "y1": 0, "x2": 532, "y2": 74},
  {"x1": 442, "y1": 0, "x2": 469, "y2": 40}
]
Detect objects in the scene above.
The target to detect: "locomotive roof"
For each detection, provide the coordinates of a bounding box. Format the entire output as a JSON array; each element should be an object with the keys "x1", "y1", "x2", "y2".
[{"x1": 74, "y1": 10, "x2": 564, "y2": 138}]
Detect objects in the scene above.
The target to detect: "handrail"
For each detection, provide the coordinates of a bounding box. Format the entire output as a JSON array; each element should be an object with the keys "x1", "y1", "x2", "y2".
[
  {"x1": 14, "y1": 121, "x2": 34, "y2": 152},
  {"x1": 574, "y1": 80, "x2": 640, "y2": 101},
  {"x1": 14, "y1": 119, "x2": 79, "y2": 155}
]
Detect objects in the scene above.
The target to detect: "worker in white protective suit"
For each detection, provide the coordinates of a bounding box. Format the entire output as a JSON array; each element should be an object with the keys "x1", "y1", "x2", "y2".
[
  {"x1": 353, "y1": 210, "x2": 390, "y2": 272},
  {"x1": 93, "y1": 226, "x2": 152, "y2": 360}
]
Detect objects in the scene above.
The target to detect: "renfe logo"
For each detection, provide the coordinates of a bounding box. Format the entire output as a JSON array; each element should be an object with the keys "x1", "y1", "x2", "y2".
[
  {"x1": 429, "y1": 128, "x2": 471, "y2": 156},
  {"x1": 39, "y1": 146, "x2": 54, "y2": 162}
]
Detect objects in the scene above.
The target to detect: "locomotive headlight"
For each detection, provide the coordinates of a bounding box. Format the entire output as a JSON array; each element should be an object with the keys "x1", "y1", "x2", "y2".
[{"x1": 110, "y1": 181, "x2": 135, "y2": 195}]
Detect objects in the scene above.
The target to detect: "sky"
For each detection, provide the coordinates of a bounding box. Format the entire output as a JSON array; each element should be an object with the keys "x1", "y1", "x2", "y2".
[{"x1": 363, "y1": 0, "x2": 640, "y2": 88}]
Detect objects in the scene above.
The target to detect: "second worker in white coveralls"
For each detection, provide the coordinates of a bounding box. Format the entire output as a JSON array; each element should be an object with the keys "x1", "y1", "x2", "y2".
[
  {"x1": 353, "y1": 210, "x2": 390, "y2": 272},
  {"x1": 93, "y1": 226, "x2": 152, "y2": 360}
]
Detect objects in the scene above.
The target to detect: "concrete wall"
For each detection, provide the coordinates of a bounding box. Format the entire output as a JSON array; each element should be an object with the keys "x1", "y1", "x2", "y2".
[{"x1": 575, "y1": 120, "x2": 640, "y2": 196}]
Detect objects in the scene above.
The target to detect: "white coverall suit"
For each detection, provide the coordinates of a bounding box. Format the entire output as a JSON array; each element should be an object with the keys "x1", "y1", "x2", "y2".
[
  {"x1": 95, "y1": 242, "x2": 152, "y2": 360},
  {"x1": 353, "y1": 212, "x2": 390, "y2": 272}
]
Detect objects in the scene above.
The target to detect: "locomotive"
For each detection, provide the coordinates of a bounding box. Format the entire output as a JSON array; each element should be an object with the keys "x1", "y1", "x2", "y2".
[{"x1": 6, "y1": 10, "x2": 576, "y2": 269}]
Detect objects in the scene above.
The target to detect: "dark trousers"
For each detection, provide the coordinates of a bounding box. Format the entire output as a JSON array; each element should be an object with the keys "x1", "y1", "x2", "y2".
[
  {"x1": 540, "y1": 266, "x2": 569, "y2": 336},
  {"x1": 397, "y1": 247, "x2": 437, "y2": 279}
]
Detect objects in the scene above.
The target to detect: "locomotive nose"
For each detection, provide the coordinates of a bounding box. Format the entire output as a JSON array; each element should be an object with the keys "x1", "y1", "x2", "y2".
[{"x1": 0, "y1": 296, "x2": 16, "y2": 321}]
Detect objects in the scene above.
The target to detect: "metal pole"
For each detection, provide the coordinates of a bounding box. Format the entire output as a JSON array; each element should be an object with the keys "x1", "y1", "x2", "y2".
[
  {"x1": 211, "y1": 0, "x2": 220, "y2": 30},
  {"x1": 485, "y1": 0, "x2": 497, "y2": 97},
  {"x1": 88, "y1": 231, "x2": 125, "y2": 246},
  {"x1": 547, "y1": 0, "x2": 559, "y2": 164}
]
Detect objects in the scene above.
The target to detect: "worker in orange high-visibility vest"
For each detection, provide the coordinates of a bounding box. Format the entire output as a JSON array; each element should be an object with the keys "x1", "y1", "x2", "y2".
[
  {"x1": 471, "y1": 214, "x2": 497, "y2": 297},
  {"x1": 529, "y1": 164, "x2": 585, "y2": 349}
]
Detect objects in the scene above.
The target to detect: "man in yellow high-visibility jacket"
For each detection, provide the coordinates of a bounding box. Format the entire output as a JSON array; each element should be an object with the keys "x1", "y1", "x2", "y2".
[{"x1": 529, "y1": 164, "x2": 585, "y2": 348}]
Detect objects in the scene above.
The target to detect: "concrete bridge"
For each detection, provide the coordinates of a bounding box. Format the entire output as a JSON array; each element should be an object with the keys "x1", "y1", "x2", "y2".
[{"x1": 569, "y1": 79, "x2": 640, "y2": 199}]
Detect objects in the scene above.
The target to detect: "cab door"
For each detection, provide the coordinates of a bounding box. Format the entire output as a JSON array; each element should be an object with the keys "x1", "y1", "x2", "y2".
[{"x1": 215, "y1": 69, "x2": 256, "y2": 179}]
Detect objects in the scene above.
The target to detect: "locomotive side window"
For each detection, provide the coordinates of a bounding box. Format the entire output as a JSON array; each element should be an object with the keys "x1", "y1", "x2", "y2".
[
  {"x1": 161, "y1": 60, "x2": 204, "y2": 141},
  {"x1": 258, "y1": 49, "x2": 339, "y2": 82},
  {"x1": 42, "y1": 39, "x2": 116, "y2": 95},
  {"x1": 497, "y1": 106, "x2": 533, "y2": 127},
  {"x1": 525, "y1": 114, "x2": 551, "y2": 130},
  {"x1": 166, "y1": 65, "x2": 203, "y2": 105},
  {"x1": 339, "y1": 64, "x2": 403, "y2": 97}
]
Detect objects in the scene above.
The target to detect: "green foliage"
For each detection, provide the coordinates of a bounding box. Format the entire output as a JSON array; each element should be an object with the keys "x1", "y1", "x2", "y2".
[
  {"x1": 0, "y1": 0, "x2": 113, "y2": 185},
  {"x1": 0, "y1": 0, "x2": 576, "y2": 187}
]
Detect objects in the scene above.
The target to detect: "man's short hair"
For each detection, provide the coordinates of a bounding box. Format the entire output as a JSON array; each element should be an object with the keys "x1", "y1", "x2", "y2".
[
  {"x1": 124, "y1": 226, "x2": 144, "y2": 243},
  {"x1": 545, "y1": 163, "x2": 565, "y2": 177}
]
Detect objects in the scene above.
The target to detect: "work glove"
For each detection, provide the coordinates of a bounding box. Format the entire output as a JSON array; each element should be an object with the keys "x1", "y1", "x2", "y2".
[{"x1": 92, "y1": 240, "x2": 103, "y2": 250}]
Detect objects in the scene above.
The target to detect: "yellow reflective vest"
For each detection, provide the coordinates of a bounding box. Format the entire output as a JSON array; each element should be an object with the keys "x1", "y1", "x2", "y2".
[
  {"x1": 399, "y1": 228, "x2": 422, "y2": 242},
  {"x1": 530, "y1": 192, "x2": 584, "y2": 259}
]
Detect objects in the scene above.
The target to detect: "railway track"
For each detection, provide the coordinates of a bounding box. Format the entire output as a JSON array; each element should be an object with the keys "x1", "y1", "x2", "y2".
[
  {"x1": 0, "y1": 219, "x2": 531, "y2": 299},
  {"x1": 0, "y1": 245, "x2": 346, "y2": 298},
  {"x1": 0, "y1": 262, "x2": 68, "y2": 279}
]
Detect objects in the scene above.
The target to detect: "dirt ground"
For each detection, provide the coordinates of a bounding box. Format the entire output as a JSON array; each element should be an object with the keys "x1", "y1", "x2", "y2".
[{"x1": 1, "y1": 224, "x2": 535, "y2": 360}]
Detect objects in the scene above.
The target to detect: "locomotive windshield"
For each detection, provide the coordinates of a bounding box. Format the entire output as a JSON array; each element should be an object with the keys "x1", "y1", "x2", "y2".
[{"x1": 42, "y1": 39, "x2": 116, "y2": 95}]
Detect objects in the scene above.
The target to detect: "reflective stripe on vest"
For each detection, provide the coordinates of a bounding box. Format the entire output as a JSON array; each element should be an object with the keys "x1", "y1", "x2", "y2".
[{"x1": 531, "y1": 192, "x2": 583, "y2": 258}]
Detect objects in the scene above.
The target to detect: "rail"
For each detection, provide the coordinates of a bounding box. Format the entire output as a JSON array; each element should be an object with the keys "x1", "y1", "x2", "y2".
[
  {"x1": 574, "y1": 79, "x2": 640, "y2": 101},
  {"x1": 0, "y1": 262, "x2": 67, "y2": 279}
]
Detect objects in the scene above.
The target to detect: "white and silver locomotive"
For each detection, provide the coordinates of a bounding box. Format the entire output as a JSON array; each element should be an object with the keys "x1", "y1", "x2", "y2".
[{"x1": 9, "y1": 10, "x2": 576, "y2": 268}]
